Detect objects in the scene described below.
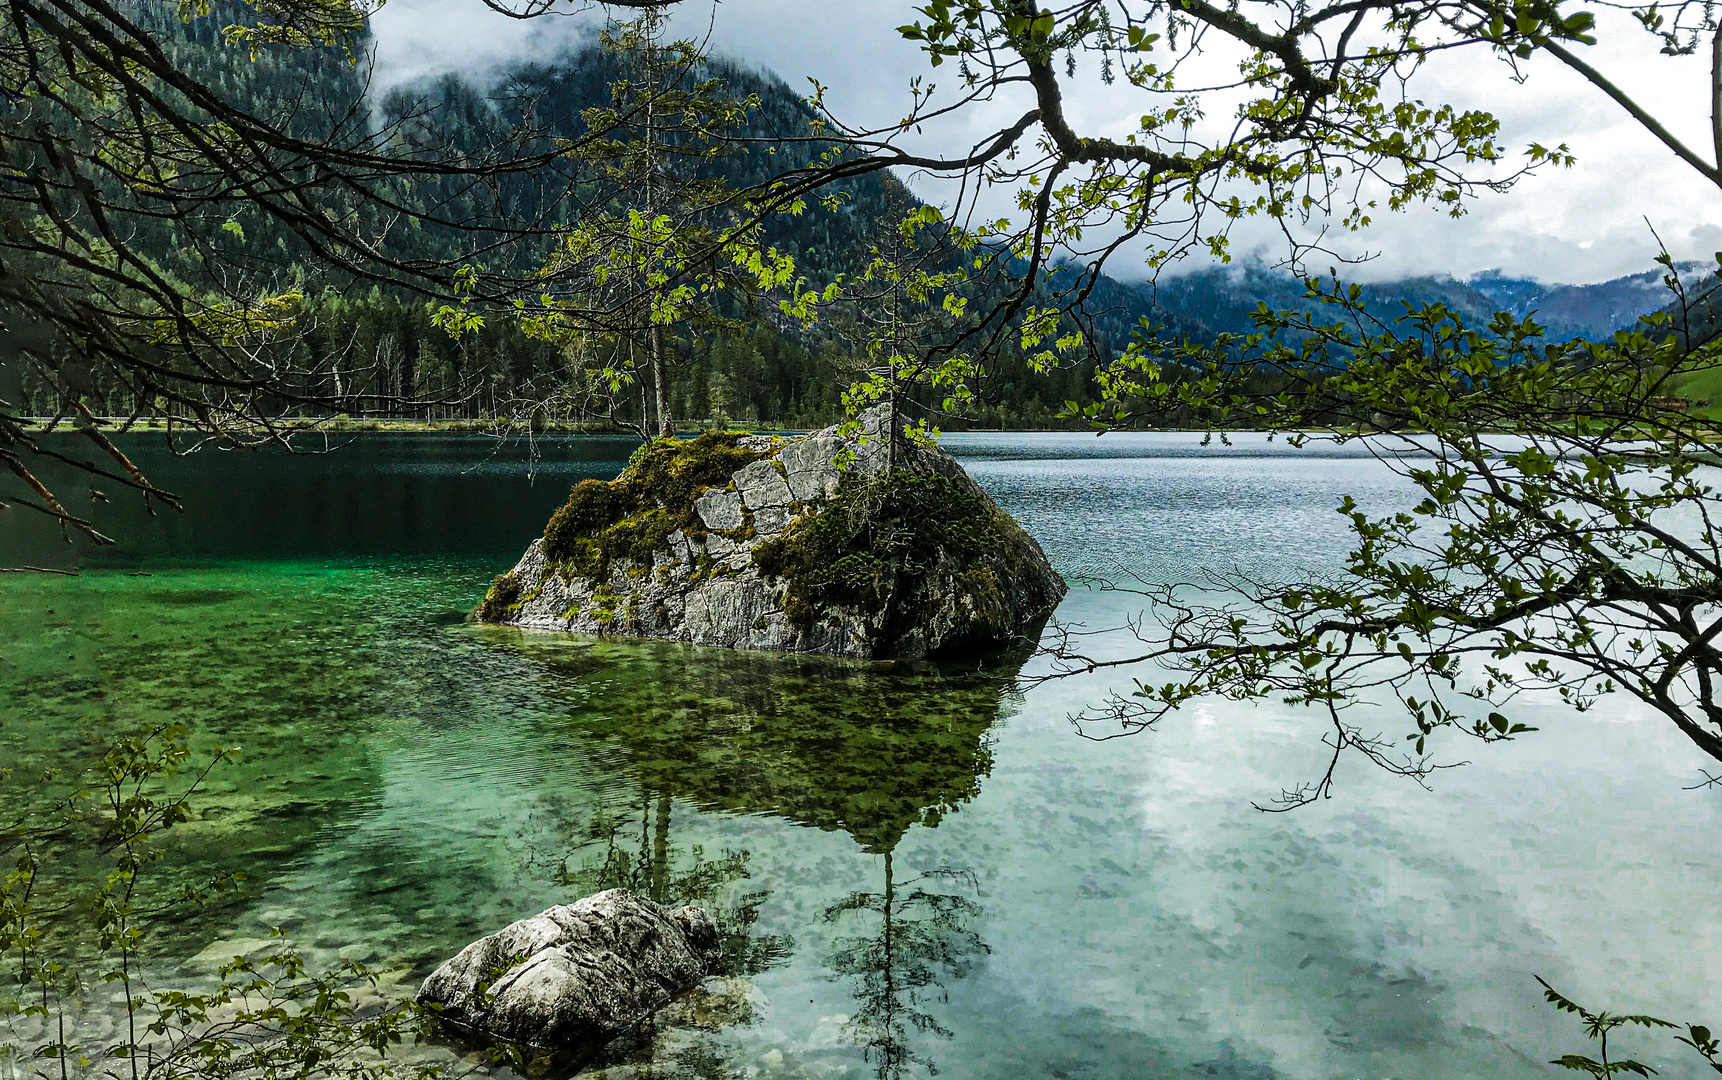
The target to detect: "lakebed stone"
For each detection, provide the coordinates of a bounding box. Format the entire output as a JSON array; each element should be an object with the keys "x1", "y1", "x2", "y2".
[
  {"x1": 416, "y1": 890, "x2": 720, "y2": 1057},
  {"x1": 475, "y1": 404, "x2": 1068, "y2": 660}
]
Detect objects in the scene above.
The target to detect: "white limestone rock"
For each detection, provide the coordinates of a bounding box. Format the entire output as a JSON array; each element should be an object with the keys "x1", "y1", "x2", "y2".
[
  {"x1": 416, "y1": 890, "x2": 719, "y2": 1060},
  {"x1": 732, "y1": 460, "x2": 795, "y2": 509},
  {"x1": 693, "y1": 489, "x2": 743, "y2": 531}
]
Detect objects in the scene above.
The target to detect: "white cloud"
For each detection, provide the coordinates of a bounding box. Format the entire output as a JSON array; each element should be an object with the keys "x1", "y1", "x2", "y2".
[
  {"x1": 365, "y1": 0, "x2": 1722, "y2": 285},
  {"x1": 367, "y1": 0, "x2": 597, "y2": 89}
]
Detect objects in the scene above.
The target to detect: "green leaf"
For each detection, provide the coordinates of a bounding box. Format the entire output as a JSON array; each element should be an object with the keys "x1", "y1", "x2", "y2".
[
  {"x1": 1538, "y1": 976, "x2": 1588, "y2": 1015},
  {"x1": 1619, "y1": 1014, "x2": 1680, "y2": 1030}
]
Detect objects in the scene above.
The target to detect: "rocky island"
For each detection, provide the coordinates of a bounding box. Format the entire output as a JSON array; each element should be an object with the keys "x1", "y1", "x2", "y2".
[{"x1": 475, "y1": 405, "x2": 1067, "y2": 659}]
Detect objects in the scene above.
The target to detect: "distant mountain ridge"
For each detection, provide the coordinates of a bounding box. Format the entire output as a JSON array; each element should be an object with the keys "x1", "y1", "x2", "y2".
[
  {"x1": 367, "y1": 40, "x2": 1683, "y2": 353},
  {"x1": 1467, "y1": 264, "x2": 1704, "y2": 337},
  {"x1": 1112, "y1": 263, "x2": 1695, "y2": 347}
]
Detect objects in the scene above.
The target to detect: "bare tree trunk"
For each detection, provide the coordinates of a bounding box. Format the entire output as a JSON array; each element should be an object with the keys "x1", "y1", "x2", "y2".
[
  {"x1": 642, "y1": 19, "x2": 673, "y2": 440},
  {"x1": 887, "y1": 385, "x2": 898, "y2": 471},
  {"x1": 887, "y1": 222, "x2": 902, "y2": 472},
  {"x1": 635, "y1": 336, "x2": 651, "y2": 435},
  {"x1": 652, "y1": 323, "x2": 673, "y2": 436}
]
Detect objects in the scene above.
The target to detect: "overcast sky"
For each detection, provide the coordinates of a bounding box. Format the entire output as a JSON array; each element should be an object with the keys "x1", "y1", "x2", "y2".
[{"x1": 368, "y1": 0, "x2": 1722, "y2": 286}]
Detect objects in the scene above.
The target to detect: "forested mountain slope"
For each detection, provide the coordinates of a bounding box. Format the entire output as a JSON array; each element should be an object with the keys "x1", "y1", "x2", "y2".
[{"x1": 19, "y1": 10, "x2": 1684, "y2": 429}]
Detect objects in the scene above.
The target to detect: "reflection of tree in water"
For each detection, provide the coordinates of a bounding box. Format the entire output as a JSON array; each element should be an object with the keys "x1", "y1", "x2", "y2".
[
  {"x1": 512, "y1": 789, "x2": 793, "y2": 1080},
  {"x1": 496, "y1": 633, "x2": 1027, "y2": 1077},
  {"x1": 554, "y1": 792, "x2": 794, "y2": 980},
  {"x1": 825, "y1": 857, "x2": 987, "y2": 1080}
]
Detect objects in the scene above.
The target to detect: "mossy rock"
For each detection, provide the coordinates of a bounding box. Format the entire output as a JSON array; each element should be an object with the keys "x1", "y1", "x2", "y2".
[
  {"x1": 475, "y1": 572, "x2": 522, "y2": 622},
  {"x1": 754, "y1": 469, "x2": 1022, "y2": 631},
  {"x1": 474, "y1": 405, "x2": 1066, "y2": 660},
  {"x1": 749, "y1": 466, "x2": 1059, "y2": 655},
  {"x1": 542, "y1": 432, "x2": 773, "y2": 583}
]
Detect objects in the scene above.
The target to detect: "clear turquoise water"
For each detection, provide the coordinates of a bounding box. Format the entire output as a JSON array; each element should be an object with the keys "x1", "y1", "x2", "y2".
[{"x1": 4, "y1": 432, "x2": 1721, "y2": 1079}]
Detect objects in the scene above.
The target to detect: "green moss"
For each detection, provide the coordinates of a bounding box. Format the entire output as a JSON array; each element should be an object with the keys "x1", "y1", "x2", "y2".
[
  {"x1": 715, "y1": 516, "x2": 757, "y2": 544},
  {"x1": 476, "y1": 573, "x2": 522, "y2": 622},
  {"x1": 590, "y1": 584, "x2": 622, "y2": 624},
  {"x1": 607, "y1": 507, "x2": 678, "y2": 566},
  {"x1": 623, "y1": 432, "x2": 770, "y2": 511},
  {"x1": 754, "y1": 470, "x2": 1023, "y2": 634},
  {"x1": 560, "y1": 537, "x2": 604, "y2": 581},
  {"x1": 539, "y1": 432, "x2": 770, "y2": 584},
  {"x1": 578, "y1": 587, "x2": 643, "y2": 630},
  {"x1": 544, "y1": 480, "x2": 627, "y2": 555}
]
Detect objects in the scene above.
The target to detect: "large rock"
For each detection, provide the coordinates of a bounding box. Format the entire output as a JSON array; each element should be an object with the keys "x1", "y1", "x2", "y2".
[
  {"x1": 474, "y1": 404, "x2": 1068, "y2": 659},
  {"x1": 416, "y1": 890, "x2": 720, "y2": 1057}
]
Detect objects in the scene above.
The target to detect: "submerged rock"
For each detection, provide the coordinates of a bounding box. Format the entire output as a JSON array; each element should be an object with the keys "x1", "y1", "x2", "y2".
[
  {"x1": 476, "y1": 404, "x2": 1067, "y2": 659},
  {"x1": 416, "y1": 890, "x2": 720, "y2": 1057}
]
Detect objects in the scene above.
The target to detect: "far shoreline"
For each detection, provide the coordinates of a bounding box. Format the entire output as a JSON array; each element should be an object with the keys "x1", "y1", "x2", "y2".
[
  {"x1": 25, "y1": 416, "x2": 1324, "y2": 437},
  {"x1": 40, "y1": 417, "x2": 1703, "y2": 441}
]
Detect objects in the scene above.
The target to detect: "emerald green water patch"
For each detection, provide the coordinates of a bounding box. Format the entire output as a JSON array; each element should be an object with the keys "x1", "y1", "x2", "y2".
[
  {"x1": 9, "y1": 433, "x2": 1722, "y2": 1080},
  {"x1": 0, "y1": 562, "x2": 488, "y2": 959}
]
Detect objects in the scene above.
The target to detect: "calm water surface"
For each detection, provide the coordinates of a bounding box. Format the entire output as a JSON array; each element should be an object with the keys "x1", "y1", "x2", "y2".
[{"x1": 2, "y1": 431, "x2": 1720, "y2": 1079}]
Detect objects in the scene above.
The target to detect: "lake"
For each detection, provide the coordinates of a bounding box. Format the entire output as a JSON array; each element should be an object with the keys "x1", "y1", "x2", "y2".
[{"x1": 2, "y1": 431, "x2": 1719, "y2": 1079}]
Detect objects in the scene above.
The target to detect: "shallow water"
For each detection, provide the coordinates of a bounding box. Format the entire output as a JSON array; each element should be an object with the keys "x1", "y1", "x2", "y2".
[{"x1": 3, "y1": 431, "x2": 1721, "y2": 1079}]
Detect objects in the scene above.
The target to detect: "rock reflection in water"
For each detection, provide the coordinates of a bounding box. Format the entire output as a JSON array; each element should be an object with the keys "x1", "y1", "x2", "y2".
[
  {"x1": 492, "y1": 631, "x2": 1020, "y2": 1077},
  {"x1": 503, "y1": 635, "x2": 1017, "y2": 853}
]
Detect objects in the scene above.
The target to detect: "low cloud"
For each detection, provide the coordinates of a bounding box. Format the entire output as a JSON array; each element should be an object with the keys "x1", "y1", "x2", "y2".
[{"x1": 366, "y1": 0, "x2": 1722, "y2": 286}]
